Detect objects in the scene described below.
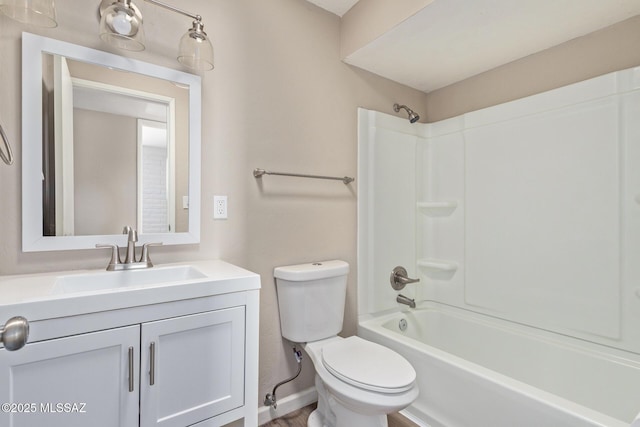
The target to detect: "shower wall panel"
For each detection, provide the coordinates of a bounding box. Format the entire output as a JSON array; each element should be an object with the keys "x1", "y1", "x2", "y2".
[
  {"x1": 358, "y1": 66, "x2": 640, "y2": 353},
  {"x1": 418, "y1": 67, "x2": 640, "y2": 353},
  {"x1": 357, "y1": 110, "x2": 422, "y2": 315},
  {"x1": 415, "y1": 121, "x2": 465, "y2": 305},
  {"x1": 464, "y1": 96, "x2": 620, "y2": 339}
]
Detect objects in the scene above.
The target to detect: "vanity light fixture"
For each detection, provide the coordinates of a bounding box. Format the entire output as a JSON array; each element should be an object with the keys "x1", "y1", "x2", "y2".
[
  {"x1": 0, "y1": 0, "x2": 57, "y2": 28},
  {"x1": 99, "y1": 0, "x2": 214, "y2": 71},
  {"x1": 99, "y1": 0, "x2": 145, "y2": 51}
]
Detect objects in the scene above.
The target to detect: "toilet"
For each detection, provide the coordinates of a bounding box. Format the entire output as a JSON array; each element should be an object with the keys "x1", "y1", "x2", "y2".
[{"x1": 274, "y1": 260, "x2": 418, "y2": 427}]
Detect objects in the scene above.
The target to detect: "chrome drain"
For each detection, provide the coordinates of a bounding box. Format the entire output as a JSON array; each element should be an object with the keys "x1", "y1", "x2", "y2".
[{"x1": 398, "y1": 318, "x2": 408, "y2": 331}]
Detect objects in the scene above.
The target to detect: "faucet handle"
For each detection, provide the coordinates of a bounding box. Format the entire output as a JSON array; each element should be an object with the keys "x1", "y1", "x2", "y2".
[
  {"x1": 96, "y1": 244, "x2": 121, "y2": 270},
  {"x1": 140, "y1": 242, "x2": 163, "y2": 267},
  {"x1": 390, "y1": 266, "x2": 420, "y2": 290}
]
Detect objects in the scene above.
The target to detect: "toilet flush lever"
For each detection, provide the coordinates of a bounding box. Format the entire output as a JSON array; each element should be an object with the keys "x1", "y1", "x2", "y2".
[{"x1": 390, "y1": 266, "x2": 420, "y2": 291}]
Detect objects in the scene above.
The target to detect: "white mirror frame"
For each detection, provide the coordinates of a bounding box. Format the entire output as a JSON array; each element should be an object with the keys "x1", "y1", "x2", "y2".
[{"x1": 22, "y1": 32, "x2": 201, "y2": 251}]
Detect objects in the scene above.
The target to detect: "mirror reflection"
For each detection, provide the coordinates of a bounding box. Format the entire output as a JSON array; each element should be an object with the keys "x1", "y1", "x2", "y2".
[
  {"x1": 22, "y1": 33, "x2": 201, "y2": 252},
  {"x1": 41, "y1": 55, "x2": 190, "y2": 236}
]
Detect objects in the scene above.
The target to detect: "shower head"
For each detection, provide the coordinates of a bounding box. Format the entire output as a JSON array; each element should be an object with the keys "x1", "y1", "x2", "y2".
[{"x1": 393, "y1": 103, "x2": 420, "y2": 123}]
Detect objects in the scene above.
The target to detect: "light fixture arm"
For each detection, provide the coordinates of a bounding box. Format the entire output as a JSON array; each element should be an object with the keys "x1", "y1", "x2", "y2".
[
  {"x1": 143, "y1": 0, "x2": 201, "y2": 22},
  {"x1": 98, "y1": 0, "x2": 214, "y2": 71}
]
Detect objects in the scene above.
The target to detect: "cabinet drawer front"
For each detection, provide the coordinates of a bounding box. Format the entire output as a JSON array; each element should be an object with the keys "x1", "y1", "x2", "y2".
[
  {"x1": 140, "y1": 307, "x2": 246, "y2": 427},
  {"x1": 0, "y1": 325, "x2": 140, "y2": 427}
]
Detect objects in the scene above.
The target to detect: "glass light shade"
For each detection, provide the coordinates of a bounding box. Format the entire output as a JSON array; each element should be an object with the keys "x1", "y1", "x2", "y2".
[
  {"x1": 177, "y1": 21, "x2": 214, "y2": 71},
  {"x1": 0, "y1": 0, "x2": 57, "y2": 27},
  {"x1": 99, "y1": 1, "x2": 145, "y2": 52}
]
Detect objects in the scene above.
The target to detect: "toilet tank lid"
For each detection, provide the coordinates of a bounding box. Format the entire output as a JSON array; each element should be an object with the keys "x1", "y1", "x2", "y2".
[{"x1": 274, "y1": 260, "x2": 349, "y2": 281}]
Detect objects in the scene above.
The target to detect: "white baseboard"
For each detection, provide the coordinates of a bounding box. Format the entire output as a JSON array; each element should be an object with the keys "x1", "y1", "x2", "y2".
[{"x1": 257, "y1": 386, "x2": 318, "y2": 425}]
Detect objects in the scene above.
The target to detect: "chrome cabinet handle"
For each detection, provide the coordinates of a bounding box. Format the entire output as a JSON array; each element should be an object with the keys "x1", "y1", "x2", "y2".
[
  {"x1": 128, "y1": 347, "x2": 134, "y2": 392},
  {"x1": 390, "y1": 266, "x2": 420, "y2": 290},
  {"x1": 1, "y1": 316, "x2": 29, "y2": 351},
  {"x1": 149, "y1": 342, "x2": 156, "y2": 386}
]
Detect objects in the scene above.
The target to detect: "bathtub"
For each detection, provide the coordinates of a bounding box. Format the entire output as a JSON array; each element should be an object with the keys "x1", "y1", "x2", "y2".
[{"x1": 358, "y1": 302, "x2": 640, "y2": 427}]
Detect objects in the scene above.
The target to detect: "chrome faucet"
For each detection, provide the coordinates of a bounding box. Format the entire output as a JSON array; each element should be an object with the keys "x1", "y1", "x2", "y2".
[
  {"x1": 396, "y1": 294, "x2": 416, "y2": 309},
  {"x1": 123, "y1": 226, "x2": 138, "y2": 264},
  {"x1": 96, "y1": 226, "x2": 162, "y2": 271}
]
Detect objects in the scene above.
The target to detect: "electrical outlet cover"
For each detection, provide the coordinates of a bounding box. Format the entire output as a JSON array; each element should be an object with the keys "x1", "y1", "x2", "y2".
[{"x1": 214, "y1": 195, "x2": 227, "y2": 219}]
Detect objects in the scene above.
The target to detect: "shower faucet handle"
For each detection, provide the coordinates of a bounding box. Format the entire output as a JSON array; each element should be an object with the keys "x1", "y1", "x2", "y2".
[{"x1": 390, "y1": 266, "x2": 420, "y2": 290}]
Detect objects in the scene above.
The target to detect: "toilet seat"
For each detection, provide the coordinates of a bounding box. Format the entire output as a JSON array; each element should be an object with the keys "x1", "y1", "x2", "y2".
[
  {"x1": 321, "y1": 336, "x2": 416, "y2": 393},
  {"x1": 304, "y1": 336, "x2": 419, "y2": 418}
]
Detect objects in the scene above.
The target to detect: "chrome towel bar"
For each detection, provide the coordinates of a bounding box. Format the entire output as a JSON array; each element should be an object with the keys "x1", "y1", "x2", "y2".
[{"x1": 253, "y1": 168, "x2": 354, "y2": 185}]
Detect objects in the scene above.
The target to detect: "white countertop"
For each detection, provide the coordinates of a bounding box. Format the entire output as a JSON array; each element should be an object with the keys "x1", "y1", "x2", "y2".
[{"x1": 0, "y1": 260, "x2": 260, "y2": 322}]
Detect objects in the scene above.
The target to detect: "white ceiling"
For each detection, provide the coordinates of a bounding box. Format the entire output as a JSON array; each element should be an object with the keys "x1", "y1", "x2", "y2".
[
  {"x1": 305, "y1": 0, "x2": 359, "y2": 17},
  {"x1": 309, "y1": 0, "x2": 640, "y2": 93}
]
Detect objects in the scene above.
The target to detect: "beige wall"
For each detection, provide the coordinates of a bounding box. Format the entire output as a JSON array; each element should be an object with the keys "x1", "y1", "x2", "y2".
[
  {"x1": 0, "y1": 0, "x2": 426, "y2": 408},
  {"x1": 425, "y1": 15, "x2": 640, "y2": 122}
]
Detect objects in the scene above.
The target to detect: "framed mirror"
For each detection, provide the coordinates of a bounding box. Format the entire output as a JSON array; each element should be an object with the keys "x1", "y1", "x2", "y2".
[{"x1": 22, "y1": 33, "x2": 201, "y2": 251}]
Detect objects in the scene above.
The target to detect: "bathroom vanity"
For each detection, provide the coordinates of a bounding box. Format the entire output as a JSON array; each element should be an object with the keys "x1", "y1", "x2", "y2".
[{"x1": 0, "y1": 260, "x2": 260, "y2": 427}]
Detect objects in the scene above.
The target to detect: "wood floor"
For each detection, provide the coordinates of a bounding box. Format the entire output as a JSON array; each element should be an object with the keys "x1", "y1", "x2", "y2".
[{"x1": 259, "y1": 403, "x2": 419, "y2": 427}]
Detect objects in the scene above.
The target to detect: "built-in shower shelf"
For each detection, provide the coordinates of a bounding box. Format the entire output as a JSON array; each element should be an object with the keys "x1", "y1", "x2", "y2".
[
  {"x1": 418, "y1": 258, "x2": 457, "y2": 271},
  {"x1": 417, "y1": 201, "x2": 458, "y2": 216},
  {"x1": 418, "y1": 259, "x2": 458, "y2": 280}
]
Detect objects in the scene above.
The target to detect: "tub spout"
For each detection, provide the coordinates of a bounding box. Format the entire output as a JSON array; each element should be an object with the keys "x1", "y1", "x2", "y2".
[{"x1": 397, "y1": 294, "x2": 416, "y2": 309}]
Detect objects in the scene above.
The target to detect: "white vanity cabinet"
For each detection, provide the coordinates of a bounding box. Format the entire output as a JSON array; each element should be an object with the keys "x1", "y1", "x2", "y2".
[
  {"x1": 0, "y1": 326, "x2": 140, "y2": 427},
  {"x1": 139, "y1": 307, "x2": 246, "y2": 427},
  {"x1": 0, "y1": 261, "x2": 260, "y2": 427}
]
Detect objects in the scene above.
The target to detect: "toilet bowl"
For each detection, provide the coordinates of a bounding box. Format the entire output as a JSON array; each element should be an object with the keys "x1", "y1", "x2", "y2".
[
  {"x1": 304, "y1": 336, "x2": 418, "y2": 427},
  {"x1": 274, "y1": 260, "x2": 418, "y2": 427}
]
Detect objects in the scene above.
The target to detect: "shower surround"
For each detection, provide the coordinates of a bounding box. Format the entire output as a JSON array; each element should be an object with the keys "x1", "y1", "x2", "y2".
[{"x1": 357, "y1": 66, "x2": 640, "y2": 426}]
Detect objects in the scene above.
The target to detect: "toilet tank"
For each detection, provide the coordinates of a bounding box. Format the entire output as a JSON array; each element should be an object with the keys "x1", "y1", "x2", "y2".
[{"x1": 274, "y1": 260, "x2": 349, "y2": 343}]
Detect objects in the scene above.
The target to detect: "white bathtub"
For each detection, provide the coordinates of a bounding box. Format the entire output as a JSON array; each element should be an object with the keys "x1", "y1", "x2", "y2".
[{"x1": 358, "y1": 302, "x2": 640, "y2": 427}]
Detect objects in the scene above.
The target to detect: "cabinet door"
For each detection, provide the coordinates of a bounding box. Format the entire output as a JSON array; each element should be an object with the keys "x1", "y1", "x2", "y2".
[
  {"x1": 0, "y1": 325, "x2": 140, "y2": 427},
  {"x1": 140, "y1": 307, "x2": 245, "y2": 427}
]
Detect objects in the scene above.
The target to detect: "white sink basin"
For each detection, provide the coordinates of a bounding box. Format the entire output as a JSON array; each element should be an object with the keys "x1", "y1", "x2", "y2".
[
  {"x1": 0, "y1": 260, "x2": 261, "y2": 323},
  {"x1": 53, "y1": 265, "x2": 207, "y2": 294}
]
